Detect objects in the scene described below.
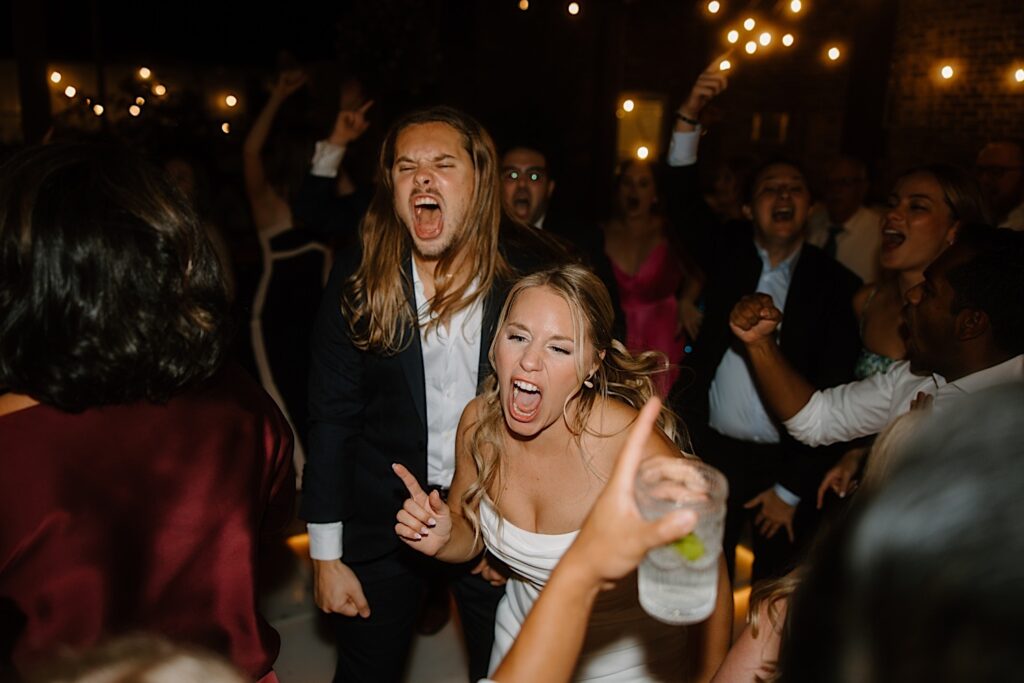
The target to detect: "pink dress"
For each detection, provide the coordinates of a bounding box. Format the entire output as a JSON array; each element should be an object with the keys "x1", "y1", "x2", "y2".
[{"x1": 610, "y1": 241, "x2": 686, "y2": 396}]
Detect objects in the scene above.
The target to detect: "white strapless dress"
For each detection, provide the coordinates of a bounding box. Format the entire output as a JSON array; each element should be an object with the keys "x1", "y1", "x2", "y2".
[{"x1": 481, "y1": 498, "x2": 690, "y2": 681}]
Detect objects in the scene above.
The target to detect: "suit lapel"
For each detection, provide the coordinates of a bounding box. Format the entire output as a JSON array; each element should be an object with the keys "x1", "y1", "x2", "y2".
[
  {"x1": 398, "y1": 256, "x2": 428, "y2": 430},
  {"x1": 477, "y1": 280, "x2": 504, "y2": 392}
]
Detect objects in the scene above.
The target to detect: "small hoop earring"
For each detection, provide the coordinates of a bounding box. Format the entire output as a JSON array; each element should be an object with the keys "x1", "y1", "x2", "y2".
[{"x1": 583, "y1": 379, "x2": 594, "y2": 389}]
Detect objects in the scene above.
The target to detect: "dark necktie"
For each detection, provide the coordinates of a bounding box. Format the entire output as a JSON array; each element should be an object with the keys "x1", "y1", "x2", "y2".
[{"x1": 823, "y1": 223, "x2": 843, "y2": 259}]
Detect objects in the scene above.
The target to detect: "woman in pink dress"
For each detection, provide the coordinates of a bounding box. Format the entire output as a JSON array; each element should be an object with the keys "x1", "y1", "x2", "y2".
[{"x1": 604, "y1": 160, "x2": 703, "y2": 395}]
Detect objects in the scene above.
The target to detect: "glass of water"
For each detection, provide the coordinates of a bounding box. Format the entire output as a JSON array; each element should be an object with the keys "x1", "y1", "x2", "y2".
[{"x1": 635, "y1": 456, "x2": 728, "y2": 625}]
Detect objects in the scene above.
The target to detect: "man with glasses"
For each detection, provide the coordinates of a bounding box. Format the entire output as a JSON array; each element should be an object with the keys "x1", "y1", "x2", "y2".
[{"x1": 975, "y1": 140, "x2": 1024, "y2": 230}]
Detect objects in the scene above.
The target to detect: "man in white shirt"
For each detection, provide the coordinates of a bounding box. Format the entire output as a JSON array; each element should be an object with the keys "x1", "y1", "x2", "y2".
[
  {"x1": 806, "y1": 156, "x2": 883, "y2": 283},
  {"x1": 729, "y1": 226, "x2": 1024, "y2": 448}
]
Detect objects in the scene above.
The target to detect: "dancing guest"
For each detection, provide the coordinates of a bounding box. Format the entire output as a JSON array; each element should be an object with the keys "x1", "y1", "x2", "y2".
[
  {"x1": 604, "y1": 159, "x2": 704, "y2": 396},
  {"x1": 300, "y1": 106, "x2": 568, "y2": 682},
  {"x1": 395, "y1": 264, "x2": 732, "y2": 682},
  {"x1": 975, "y1": 139, "x2": 1024, "y2": 230},
  {"x1": 0, "y1": 144, "x2": 294, "y2": 682}
]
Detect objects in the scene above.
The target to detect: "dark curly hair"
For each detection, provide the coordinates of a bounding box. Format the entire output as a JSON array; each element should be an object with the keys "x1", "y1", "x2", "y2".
[{"x1": 0, "y1": 143, "x2": 232, "y2": 412}]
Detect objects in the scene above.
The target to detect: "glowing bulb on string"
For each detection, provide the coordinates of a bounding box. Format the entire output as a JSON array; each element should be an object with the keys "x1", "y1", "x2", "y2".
[
  {"x1": 64, "y1": 85, "x2": 76, "y2": 98},
  {"x1": 827, "y1": 46, "x2": 841, "y2": 61},
  {"x1": 1016, "y1": 68, "x2": 1024, "y2": 83},
  {"x1": 92, "y1": 104, "x2": 104, "y2": 116},
  {"x1": 790, "y1": 0, "x2": 802, "y2": 13},
  {"x1": 622, "y1": 99, "x2": 635, "y2": 113},
  {"x1": 743, "y1": 17, "x2": 755, "y2": 30},
  {"x1": 139, "y1": 67, "x2": 152, "y2": 79},
  {"x1": 782, "y1": 33, "x2": 795, "y2": 47},
  {"x1": 136, "y1": 96, "x2": 145, "y2": 105},
  {"x1": 50, "y1": 71, "x2": 62, "y2": 84},
  {"x1": 727, "y1": 29, "x2": 739, "y2": 44},
  {"x1": 221, "y1": 122, "x2": 231, "y2": 134},
  {"x1": 707, "y1": 1, "x2": 721, "y2": 13},
  {"x1": 940, "y1": 65, "x2": 954, "y2": 80},
  {"x1": 719, "y1": 59, "x2": 732, "y2": 71},
  {"x1": 153, "y1": 84, "x2": 167, "y2": 96},
  {"x1": 519, "y1": 0, "x2": 529, "y2": 9},
  {"x1": 568, "y1": 2, "x2": 580, "y2": 15},
  {"x1": 129, "y1": 105, "x2": 141, "y2": 117},
  {"x1": 636, "y1": 146, "x2": 650, "y2": 160},
  {"x1": 745, "y1": 41, "x2": 757, "y2": 55},
  {"x1": 759, "y1": 32, "x2": 772, "y2": 46},
  {"x1": 225, "y1": 94, "x2": 238, "y2": 107}
]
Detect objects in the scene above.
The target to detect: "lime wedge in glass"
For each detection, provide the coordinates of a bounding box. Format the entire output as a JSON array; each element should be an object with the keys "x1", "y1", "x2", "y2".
[{"x1": 671, "y1": 532, "x2": 705, "y2": 561}]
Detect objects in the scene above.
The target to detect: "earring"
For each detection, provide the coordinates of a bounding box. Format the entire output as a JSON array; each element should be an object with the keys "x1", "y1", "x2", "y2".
[{"x1": 583, "y1": 379, "x2": 594, "y2": 389}]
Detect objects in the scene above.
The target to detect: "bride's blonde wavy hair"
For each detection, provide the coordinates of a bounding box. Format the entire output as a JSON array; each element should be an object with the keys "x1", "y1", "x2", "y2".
[{"x1": 460, "y1": 263, "x2": 690, "y2": 539}]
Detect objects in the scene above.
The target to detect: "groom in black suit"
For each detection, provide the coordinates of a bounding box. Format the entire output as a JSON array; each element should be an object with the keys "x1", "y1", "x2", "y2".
[{"x1": 301, "y1": 106, "x2": 567, "y2": 682}]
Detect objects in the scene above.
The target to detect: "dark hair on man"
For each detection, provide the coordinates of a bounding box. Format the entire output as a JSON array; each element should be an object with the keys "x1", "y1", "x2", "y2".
[
  {"x1": 946, "y1": 225, "x2": 1024, "y2": 356},
  {"x1": 0, "y1": 143, "x2": 232, "y2": 412},
  {"x1": 743, "y1": 156, "x2": 809, "y2": 203}
]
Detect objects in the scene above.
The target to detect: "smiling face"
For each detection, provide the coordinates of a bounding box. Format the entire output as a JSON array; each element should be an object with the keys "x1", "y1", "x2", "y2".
[
  {"x1": 494, "y1": 285, "x2": 596, "y2": 439},
  {"x1": 901, "y1": 244, "x2": 970, "y2": 376},
  {"x1": 881, "y1": 171, "x2": 958, "y2": 274},
  {"x1": 748, "y1": 163, "x2": 810, "y2": 250},
  {"x1": 617, "y1": 161, "x2": 658, "y2": 218},
  {"x1": 500, "y1": 147, "x2": 554, "y2": 226},
  {"x1": 391, "y1": 122, "x2": 476, "y2": 259}
]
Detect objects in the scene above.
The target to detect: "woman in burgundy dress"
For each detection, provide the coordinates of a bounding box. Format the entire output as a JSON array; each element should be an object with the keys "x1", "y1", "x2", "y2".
[
  {"x1": 0, "y1": 144, "x2": 294, "y2": 682},
  {"x1": 604, "y1": 159, "x2": 704, "y2": 396}
]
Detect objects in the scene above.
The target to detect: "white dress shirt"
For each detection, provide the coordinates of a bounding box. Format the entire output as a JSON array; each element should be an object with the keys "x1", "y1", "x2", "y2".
[
  {"x1": 785, "y1": 355, "x2": 1024, "y2": 447},
  {"x1": 307, "y1": 258, "x2": 482, "y2": 561}
]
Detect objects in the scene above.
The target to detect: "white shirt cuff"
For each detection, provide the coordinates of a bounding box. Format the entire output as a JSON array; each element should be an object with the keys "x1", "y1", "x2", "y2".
[
  {"x1": 667, "y1": 129, "x2": 700, "y2": 167},
  {"x1": 773, "y1": 484, "x2": 801, "y2": 507},
  {"x1": 307, "y1": 521, "x2": 344, "y2": 560},
  {"x1": 311, "y1": 140, "x2": 346, "y2": 178}
]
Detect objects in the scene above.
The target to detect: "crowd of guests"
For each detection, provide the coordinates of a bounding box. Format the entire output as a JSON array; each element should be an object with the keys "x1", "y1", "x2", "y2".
[{"x1": 1, "y1": 48, "x2": 1023, "y2": 683}]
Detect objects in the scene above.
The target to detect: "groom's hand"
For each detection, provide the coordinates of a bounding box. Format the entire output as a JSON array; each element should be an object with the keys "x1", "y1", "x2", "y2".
[{"x1": 313, "y1": 558, "x2": 370, "y2": 618}]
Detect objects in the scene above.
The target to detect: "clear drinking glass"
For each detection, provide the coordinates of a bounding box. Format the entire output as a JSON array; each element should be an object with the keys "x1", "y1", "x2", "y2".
[{"x1": 635, "y1": 456, "x2": 728, "y2": 625}]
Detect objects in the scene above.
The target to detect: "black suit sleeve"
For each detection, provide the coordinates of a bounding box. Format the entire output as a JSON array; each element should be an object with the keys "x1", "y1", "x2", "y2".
[{"x1": 300, "y1": 255, "x2": 365, "y2": 523}]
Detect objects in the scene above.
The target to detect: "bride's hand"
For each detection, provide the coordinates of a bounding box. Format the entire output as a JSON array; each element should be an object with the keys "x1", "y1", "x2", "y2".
[{"x1": 393, "y1": 463, "x2": 453, "y2": 556}]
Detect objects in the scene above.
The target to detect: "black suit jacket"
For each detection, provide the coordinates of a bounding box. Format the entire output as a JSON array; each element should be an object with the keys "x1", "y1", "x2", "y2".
[
  {"x1": 300, "y1": 221, "x2": 570, "y2": 563},
  {"x1": 666, "y1": 164, "x2": 862, "y2": 501}
]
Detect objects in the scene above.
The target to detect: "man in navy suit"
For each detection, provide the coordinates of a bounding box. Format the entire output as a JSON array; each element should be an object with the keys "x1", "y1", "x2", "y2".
[
  {"x1": 300, "y1": 106, "x2": 566, "y2": 682},
  {"x1": 666, "y1": 66, "x2": 862, "y2": 583}
]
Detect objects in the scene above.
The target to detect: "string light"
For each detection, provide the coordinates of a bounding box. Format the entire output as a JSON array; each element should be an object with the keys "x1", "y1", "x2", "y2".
[
  {"x1": 727, "y1": 29, "x2": 740, "y2": 43},
  {"x1": 745, "y1": 40, "x2": 758, "y2": 55},
  {"x1": 719, "y1": 59, "x2": 732, "y2": 71},
  {"x1": 790, "y1": 0, "x2": 802, "y2": 13},
  {"x1": 519, "y1": 0, "x2": 529, "y2": 9},
  {"x1": 568, "y1": 2, "x2": 580, "y2": 15},
  {"x1": 759, "y1": 31, "x2": 772, "y2": 46},
  {"x1": 782, "y1": 33, "x2": 795, "y2": 47},
  {"x1": 139, "y1": 67, "x2": 152, "y2": 79},
  {"x1": 50, "y1": 71, "x2": 62, "y2": 84},
  {"x1": 707, "y1": 1, "x2": 721, "y2": 13},
  {"x1": 64, "y1": 85, "x2": 76, "y2": 98},
  {"x1": 92, "y1": 104, "x2": 104, "y2": 116},
  {"x1": 940, "y1": 65, "x2": 954, "y2": 80},
  {"x1": 129, "y1": 105, "x2": 141, "y2": 117},
  {"x1": 221, "y1": 122, "x2": 231, "y2": 134},
  {"x1": 135, "y1": 96, "x2": 145, "y2": 105},
  {"x1": 153, "y1": 84, "x2": 167, "y2": 96},
  {"x1": 225, "y1": 94, "x2": 238, "y2": 107},
  {"x1": 1016, "y1": 68, "x2": 1024, "y2": 83},
  {"x1": 743, "y1": 17, "x2": 756, "y2": 30},
  {"x1": 827, "y1": 46, "x2": 841, "y2": 61},
  {"x1": 636, "y1": 145, "x2": 650, "y2": 160},
  {"x1": 622, "y1": 98, "x2": 635, "y2": 113}
]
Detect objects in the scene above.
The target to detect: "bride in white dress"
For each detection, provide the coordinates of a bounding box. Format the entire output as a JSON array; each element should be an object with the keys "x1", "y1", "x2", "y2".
[{"x1": 394, "y1": 264, "x2": 731, "y2": 681}]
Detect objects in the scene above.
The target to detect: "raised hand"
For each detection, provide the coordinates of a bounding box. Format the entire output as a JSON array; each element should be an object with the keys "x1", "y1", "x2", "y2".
[
  {"x1": 729, "y1": 293, "x2": 783, "y2": 345},
  {"x1": 328, "y1": 99, "x2": 374, "y2": 147},
  {"x1": 744, "y1": 488, "x2": 796, "y2": 542},
  {"x1": 312, "y1": 558, "x2": 370, "y2": 618},
  {"x1": 676, "y1": 57, "x2": 730, "y2": 127},
  {"x1": 270, "y1": 69, "x2": 308, "y2": 102},
  {"x1": 393, "y1": 462, "x2": 452, "y2": 556}
]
